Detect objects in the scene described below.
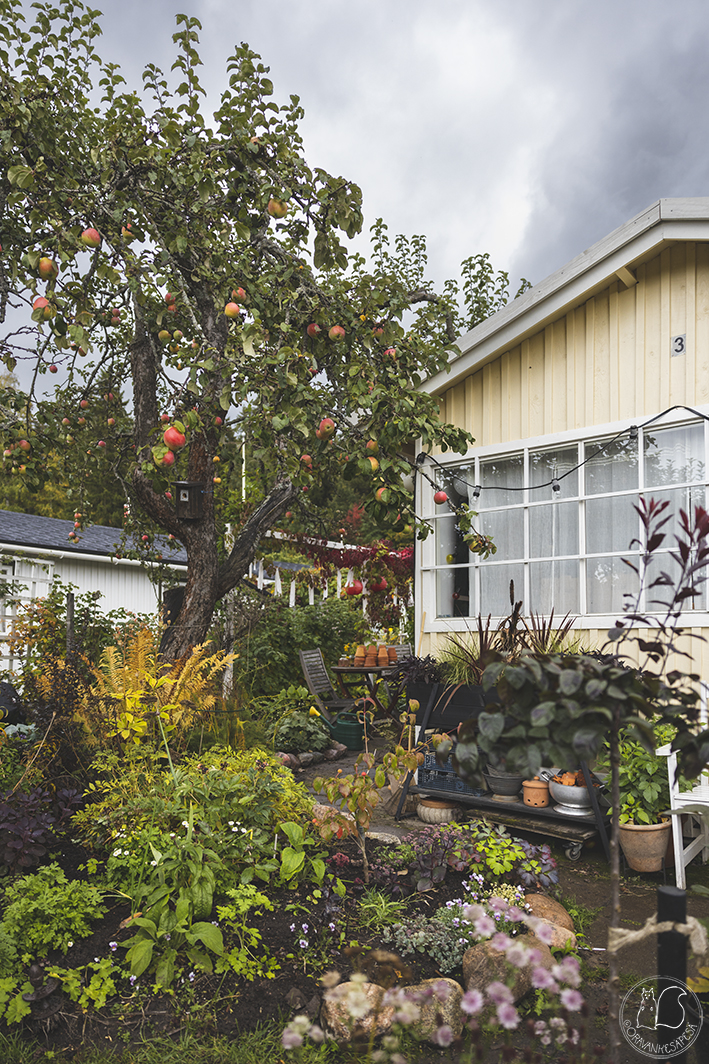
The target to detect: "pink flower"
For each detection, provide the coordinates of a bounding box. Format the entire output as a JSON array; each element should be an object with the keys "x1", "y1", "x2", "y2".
[
  {"x1": 486, "y1": 981, "x2": 513, "y2": 1006},
  {"x1": 488, "y1": 895, "x2": 510, "y2": 913},
  {"x1": 507, "y1": 905, "x2": 525, "y2": 922},
  {"x1": 490, "y1": 931, "x2": 510, "y2": 952},
  {"x1": 281, "y1": 1028, "x2": 303, "y2": 1049},
  {"x1": 560, "y1": 988, "x2": 584, "y2": 1011},
  {"x1": 532, "y1": 921, "x2": 554, "y2": 945},
  {"x1": 431, "y1": 979, "x2": 451, "y2": 1001},
  {"x1": 555, "y1": 956, "x2": 582, "y2": 988},
  {"x1": 496, "y1": 1002, "x2": 520, "y2": 1029},
  {"x1": 473, "y1": 914, "x2": 496, "y2": 937},
  {"x1": 433, "y1": 1025, "x2": 454, "y2": 1046},
  {"x1": 505, "y1": 941, "x2": 530, "y2": 968},
  {"x1": 531, "y1": 967, "x2": 558, "y2": 992},
  {"x1": 461, "y1": 989, "x2": 484, "y2": 1015}
]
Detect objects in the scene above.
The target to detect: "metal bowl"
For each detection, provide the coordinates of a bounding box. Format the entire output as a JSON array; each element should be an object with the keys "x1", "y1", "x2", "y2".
[{"x1": 549, "y1": 779, "x2": 593, "y2": 816}]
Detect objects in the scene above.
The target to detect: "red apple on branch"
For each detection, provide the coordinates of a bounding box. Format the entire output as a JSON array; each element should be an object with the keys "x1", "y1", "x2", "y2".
[
  {"x1": 163, "y1": 426, "x2": 186, "y2": 451},
  {"x1": 328, "y1": 325, "x2": 345, "y2": 341},
  {"x1": 80, "y1": 227, "x2": 101, "y2": 248},
  {"x1": 38, "y1": 257, "x2": 57, "y2": 280},
  {"x1": 434, "y1": 490, "x2": 448, "y2": 505},
  {"x1": 306, "y1": 323, "x2": 321, "y2": 339},
  {"x1": 224, "y1": 302, "x2": 240, "y2": 318},
  {"x1": 316, "y1": 417, "x2": 335, "y2": 441},
  {"x1": 232, "y1": 287, "x2": 246, "y2": 301},
  {"x1": 267, "y1": 198, "x2": 288, "y2": 218},
  {"x1": 49, "y1": 364, "x2": 58, "y2": 373}
]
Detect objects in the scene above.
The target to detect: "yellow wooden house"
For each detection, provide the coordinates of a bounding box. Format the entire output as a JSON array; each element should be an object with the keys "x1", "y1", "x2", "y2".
[{"x1": 415, "y1": 197, "x2": 709, "y2": 672}]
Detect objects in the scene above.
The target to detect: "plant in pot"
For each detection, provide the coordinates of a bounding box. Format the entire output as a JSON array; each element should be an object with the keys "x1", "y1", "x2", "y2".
[{"x1": 597, "y1": 722, "x2": 677, "y2": 872}]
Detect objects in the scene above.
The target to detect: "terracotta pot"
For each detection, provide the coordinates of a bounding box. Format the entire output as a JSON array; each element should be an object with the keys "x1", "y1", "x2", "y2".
[
  {"x1": 387, "y1": 647, "x2": 398, "y2": 664},
  {"x1": 377, "y1": 645, "x2": 389, "y2": 667},
  {"x1": 618, "y1": 820, "x2": 672, "y2": 872},
  {"x1": 523, "y1": 778, "x2": 550, "y2": 808},
  {"x1": 354, "y1": 645, "x2": 366, "y2": 666},
  {"x1": 417, "y1": 797, "x2": 460, "y2": 825}
]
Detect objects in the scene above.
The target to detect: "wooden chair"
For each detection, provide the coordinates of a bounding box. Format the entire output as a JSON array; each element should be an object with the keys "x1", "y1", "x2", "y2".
[
  {"x1": 298, "y1": 649, "x2": 357, "y2": 722},
  {"x1": 657, "y1": 743, "x2": 709, "y2": 889},
  {"x1": 392, "y1": 643, "x2": 412, "y2": 662}
]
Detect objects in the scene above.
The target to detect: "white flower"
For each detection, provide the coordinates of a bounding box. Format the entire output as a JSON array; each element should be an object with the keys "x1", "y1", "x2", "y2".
[{"x1": 181, "y1": 820, "x2": 189, "y2": 827}]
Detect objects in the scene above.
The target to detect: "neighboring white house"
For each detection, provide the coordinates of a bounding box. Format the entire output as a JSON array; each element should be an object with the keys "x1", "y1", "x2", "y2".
[
  {"x1": 0, "y1": 510, "x2": 187, "y2": 672},
  {"x1": 415, "y1": 197, "x2": 709, "y2": 672}
]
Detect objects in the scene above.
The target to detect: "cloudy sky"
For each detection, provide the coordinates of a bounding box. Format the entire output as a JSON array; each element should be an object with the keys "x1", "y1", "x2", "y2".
[{"x1": 29, "y1": 0, "x2": 709, "y2": 294}]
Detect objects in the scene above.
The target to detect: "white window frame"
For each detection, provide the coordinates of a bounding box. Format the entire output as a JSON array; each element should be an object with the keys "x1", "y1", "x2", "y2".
[{"x1": 417, "y1": 407, "x2": 709, "y2": 634}]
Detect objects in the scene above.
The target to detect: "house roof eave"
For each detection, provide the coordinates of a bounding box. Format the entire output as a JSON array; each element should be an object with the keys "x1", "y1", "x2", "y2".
[{"x1": 422, "y1": 198, "x2": 709, "y2": 396}]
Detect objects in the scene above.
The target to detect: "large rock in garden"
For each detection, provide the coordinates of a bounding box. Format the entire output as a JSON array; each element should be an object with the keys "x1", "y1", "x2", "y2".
[
  {"x1": 462, "y1": 932, "x2": 555, "y2": 1001},
  {"x1": 405, "y1": 978, "x2": 465, "y2": 1042},
  {"x1": 321, "y1": 980, "x2": 395, "y2": 1041},
  {"x1": 524, "y1": 894, "x2": 575, "y2": 932}
]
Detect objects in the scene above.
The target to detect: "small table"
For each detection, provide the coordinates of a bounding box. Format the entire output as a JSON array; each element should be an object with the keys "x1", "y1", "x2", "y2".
[{"x1": 332, "y1": 665, "x2": 405, "y2": 721}]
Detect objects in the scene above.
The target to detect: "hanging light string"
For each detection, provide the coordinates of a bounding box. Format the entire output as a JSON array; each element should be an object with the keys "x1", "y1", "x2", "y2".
[{"x1": 417, "y1": 404, "x2": 709, "y2": 498}]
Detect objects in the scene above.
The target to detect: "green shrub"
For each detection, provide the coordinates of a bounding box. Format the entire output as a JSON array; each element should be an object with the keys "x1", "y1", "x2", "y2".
[
  {"x1": 273, "y1": 711, "x2": 331, "y2": 753},
  {"x1": 234, "y1": 599, "x2": 364, "y2": 697},
  {"x1": 1, "y1": 863, "x2": 106, "y2": 957},
  {"x1": 73, "y1": 746, "x2": 316, "y2": 895}
]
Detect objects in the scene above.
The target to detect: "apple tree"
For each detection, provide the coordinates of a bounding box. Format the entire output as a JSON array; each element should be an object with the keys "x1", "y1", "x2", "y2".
[{"x1": 0, "y1": 0, "x2": 479, "y2": 660}]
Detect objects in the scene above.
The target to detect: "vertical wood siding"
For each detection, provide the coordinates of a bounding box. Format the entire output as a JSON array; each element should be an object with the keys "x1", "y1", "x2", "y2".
[
  {"x1": 425, "y1": 241, "x2": 709, "y2": 661},
  {"x1": 438, "y1": 243, "x2": 709, "y2": 444}
]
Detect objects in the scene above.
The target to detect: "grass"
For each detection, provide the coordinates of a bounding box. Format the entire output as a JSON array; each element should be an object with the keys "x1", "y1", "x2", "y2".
[
  {"x1": 0, "y1": 1027, "x2": 337, "y2": 1064},
  {"x1": 357, "y1": 888, "x2": 411, "y2": 930}
]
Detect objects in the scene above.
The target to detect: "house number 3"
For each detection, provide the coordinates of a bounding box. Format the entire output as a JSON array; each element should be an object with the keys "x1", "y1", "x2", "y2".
[{"x1": 671, "y1": 334, "x2": 686, "y2": 356}]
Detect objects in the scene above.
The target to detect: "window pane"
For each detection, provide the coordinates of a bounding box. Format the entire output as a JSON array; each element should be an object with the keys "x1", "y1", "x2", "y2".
[
  {"x1": 642, "y1": 486, "x2": 706, "y2": 532},
  {"x1": 585, "y1": 436, "x2": 638, "y2": 495},
  {"x1": 440, "y1": 464, "x2": 477, "y2": 507},
  {"x1": 435, "y1": 515, "x2": 458, "y2": 565},
  {"x1": 437, "y1": 569, "x2": 463, "y2": 618},
  {"x1": 529, "y1": 560, "x2": 579, "y2": 616},
  {"x1": 478, "y1": 508, "x2": 524, "y2": 560},
  {"x1": 585, "y1": 495, "x2": 638, "y2": 554},
  {"x1": 644, "y1": 423, "x2": 704, "y2": 487},
  {"x1": 529, "y1": 501, "x2": 578, "y2": 558},
  {"x1": 480, "y1": 454, "x2": 523, "y2": 508},
  {"x1": 586, "y1": 555, "x2": 639, "y2": 614},
  {"x1": 529, "y1": 445, "x2": 578, "y2": 497},
  {"x1": 480, "y1": 563, "x2": 525, "y2": 617}
]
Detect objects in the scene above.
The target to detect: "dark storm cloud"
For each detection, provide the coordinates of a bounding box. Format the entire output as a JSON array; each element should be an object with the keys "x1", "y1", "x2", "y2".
[
  {"x1": 19, "y1": 0, "x2": 709, "y2": 293},
  {"x1": 507, "y1": 1, "x2": 709, "y2": 283}
]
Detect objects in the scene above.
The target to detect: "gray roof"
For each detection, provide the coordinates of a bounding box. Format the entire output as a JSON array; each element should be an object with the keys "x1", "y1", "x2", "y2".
[{"x1": 0, "y1": 509, "x2": 188, "y2": 565}]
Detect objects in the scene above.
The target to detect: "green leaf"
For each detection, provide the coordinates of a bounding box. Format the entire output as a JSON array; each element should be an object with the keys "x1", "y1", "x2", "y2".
[
  {"x1": 478, "y1": 711, "x2": 505, "y2": 744},
  {"x1": 530, "y1": 702, "x2": 555, "y2": 727},
  {"x1": 558, "y1": 670, "x2": 582, "y2": 696},
  {"x1": 126, "y1": 937, "x2": 154, "y2": 977},
  {"x1": 280, "y1": 847, "x2": 305, "y2": 881},
  {"x1": 279, "y1": 822, "x2": 305, "y2": 847},
  {"x1": 189, "y1": 922, "x2": 224, "y2": 954},
  {"x1": 155, "y1": 947, "x2": 177, "y2": 988}
]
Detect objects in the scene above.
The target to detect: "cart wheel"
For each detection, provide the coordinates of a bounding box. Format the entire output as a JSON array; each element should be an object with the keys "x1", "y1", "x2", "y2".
[{"x1": 565, "y1": 843, "x2": 583, "y2": 861}]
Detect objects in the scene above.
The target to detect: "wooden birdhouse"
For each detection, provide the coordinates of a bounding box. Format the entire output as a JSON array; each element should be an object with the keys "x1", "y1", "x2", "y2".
[{"x1": 173, "y1": 481, "x2": 203, "y2": 520}]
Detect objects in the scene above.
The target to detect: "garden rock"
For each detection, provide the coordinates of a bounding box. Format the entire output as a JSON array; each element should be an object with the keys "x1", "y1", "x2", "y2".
[
  {"x1": 462, "y1": 932, "x2": 555, "y2": 1001},
  {"x1": 321, "y1": 980, "x2": 395, "y2": 1041},
  {"x1": 285, "y1": 987, "x2": 307, "y2": 1011},
  {"x1": 298, "y1": 751, "x2": 324, "y2": 767},
  {"x1": 312, "y1": 803, "x2": 354, "y2": 823},
  {"x1": 405, "y1": 977, "x2": 465, "y2": 1042},
  {"x1": 524, "y1": 894, "x2": 575, "y2": 932}
]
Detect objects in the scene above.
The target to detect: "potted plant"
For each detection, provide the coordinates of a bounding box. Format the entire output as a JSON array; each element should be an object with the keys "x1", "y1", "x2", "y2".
[{"x1": 598, "y1": 724, "x2": 674, "y2": 872}]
